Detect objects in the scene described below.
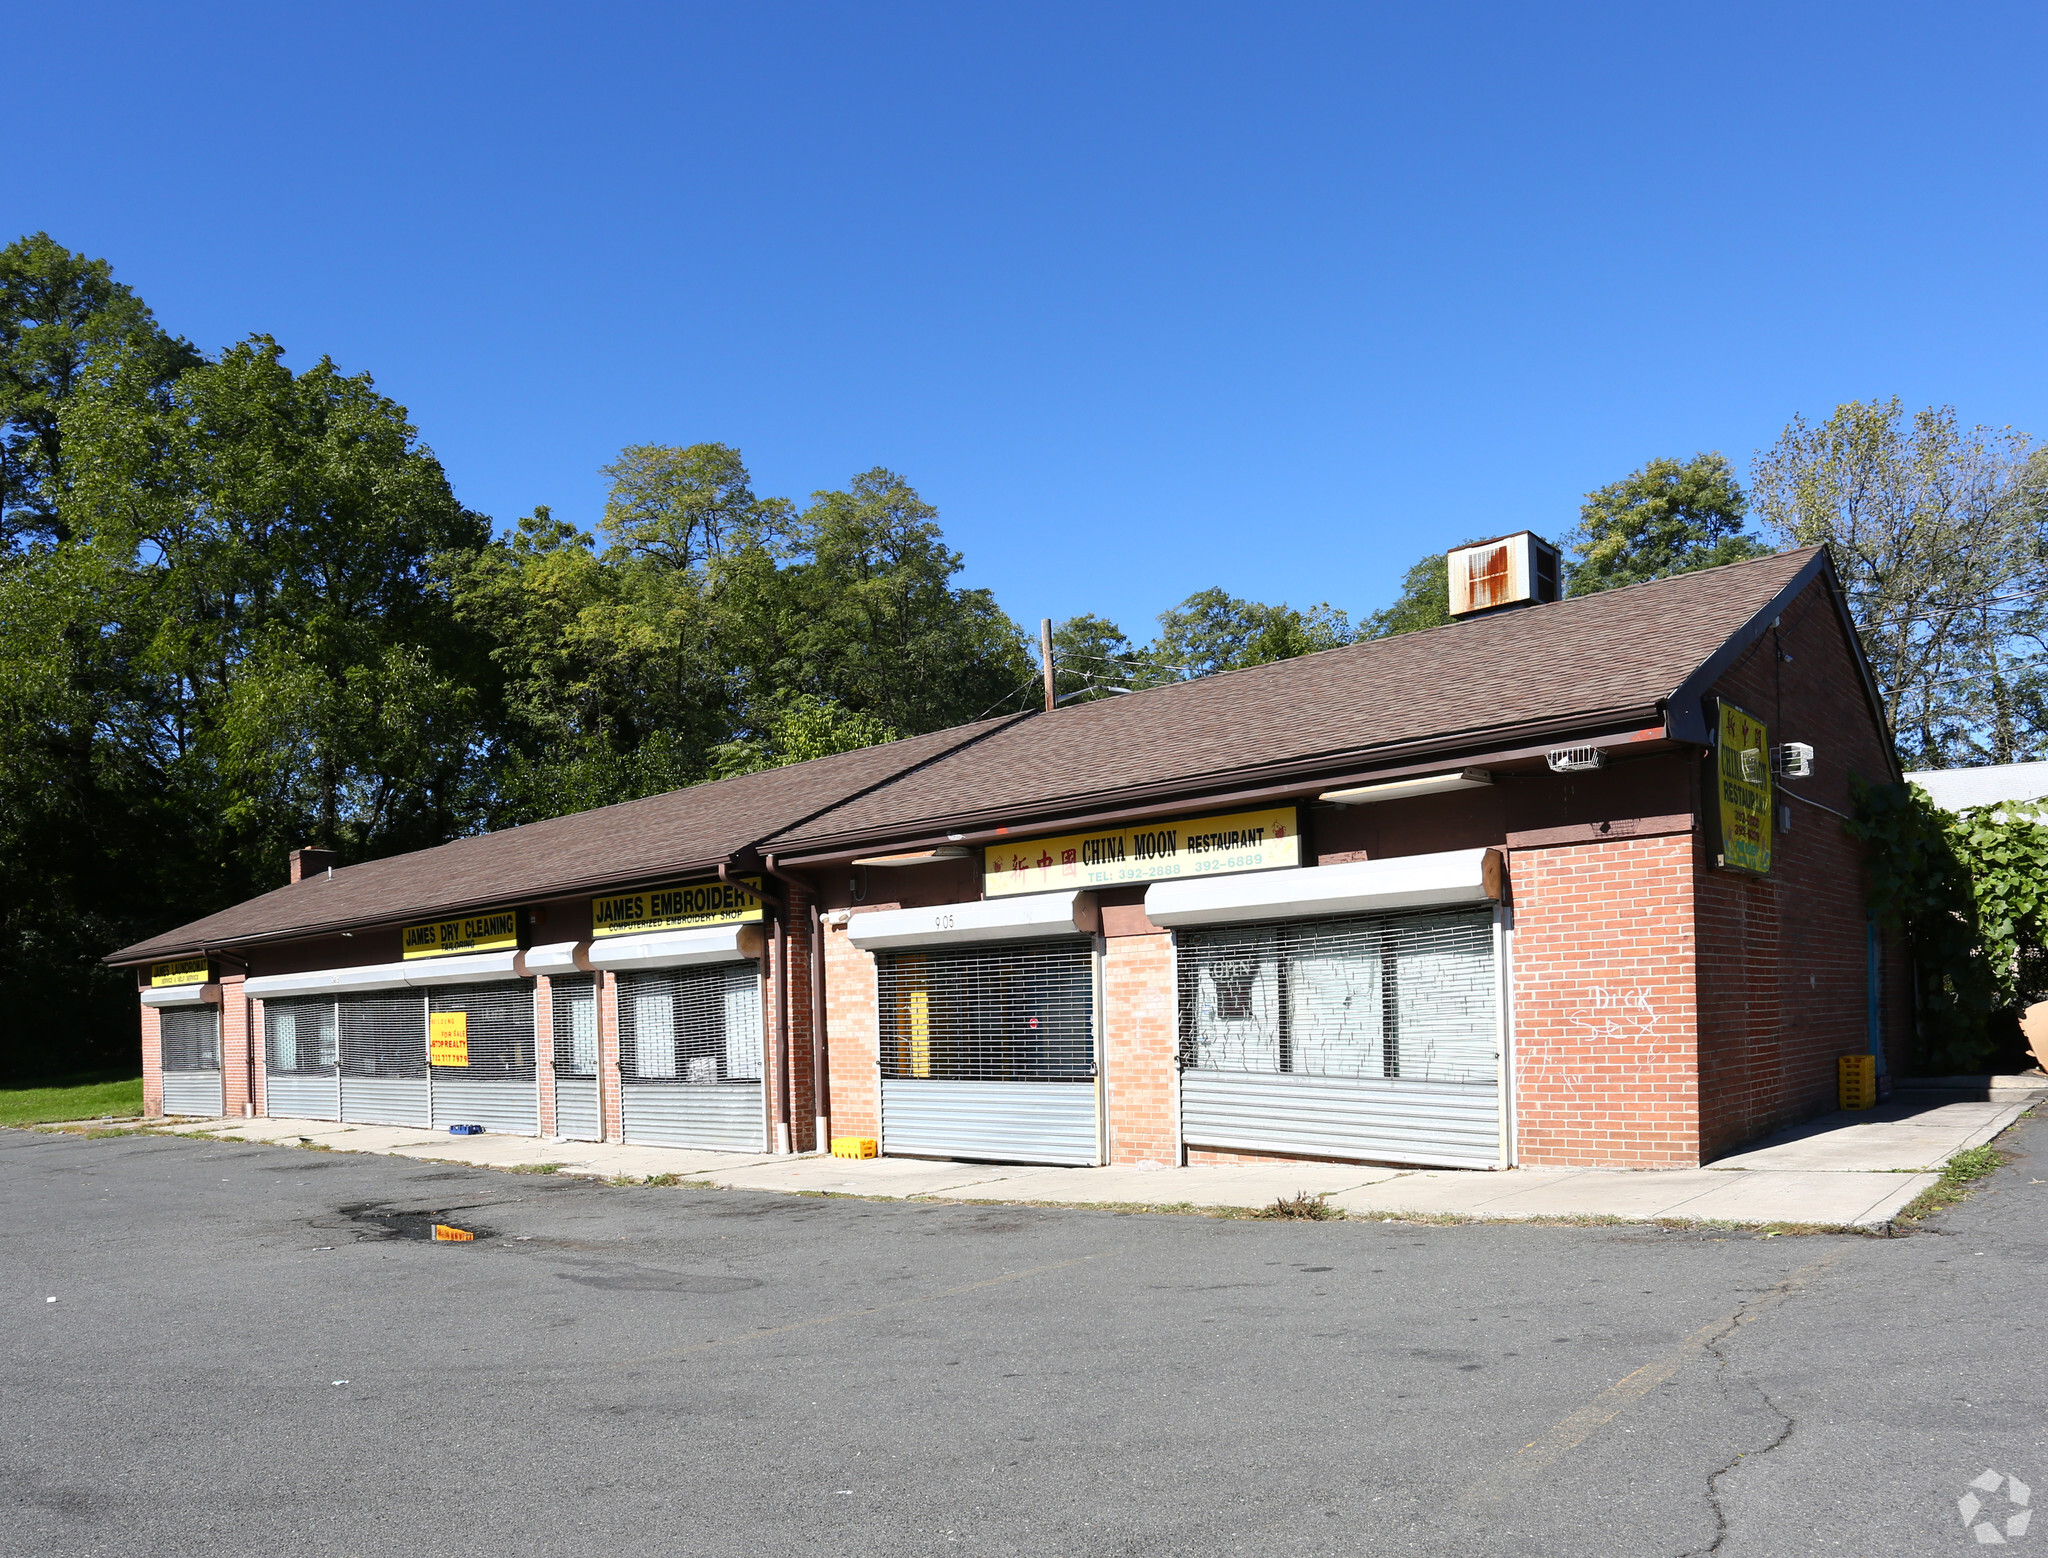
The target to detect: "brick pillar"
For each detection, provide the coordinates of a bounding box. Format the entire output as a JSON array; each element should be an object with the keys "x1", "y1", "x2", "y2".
[
  {"x1": 822, "y1": 916, "x2": 881, "y2": 1141},
  {"x1": 1509, "y1": 834, "x2": 1701, "y2": 1168},
  {"x1": 140, "y1": 1001, "x2": 163, "y2": 1118},
  {"x1": 599, "y1": 970, "x2": 624, "y2": 1142},
  {"x1": 534, "y1": 974, "x2": 556, "y2": 1137},
  {"x1": 219, "y1": 976, "x2": 253, "y2": 1118},
  {"x1": 249, "y1": 993, "x2": 266, "y2": 1117},
  {"x1": 1103, "y1": 932, "x2": 1177, "y2": 1165},
  {"x1": 775, "y1": 888, "x2": 818, "y2": 1153}
]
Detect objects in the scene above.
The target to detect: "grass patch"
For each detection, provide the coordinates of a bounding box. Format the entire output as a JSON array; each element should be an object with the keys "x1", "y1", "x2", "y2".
[
  {"x1": 0, "y1": 1074, "x2": 145, "y2": 1127},
  {"x1": 508, "y1": 1162, "x2": 564, "y2": 1175},
  {"x1": 1898, "y1": 1143, "x2": 2010, "y2": 1225},
  {"x1": 1255, "y1": 1190, "x2": 1340, "y2": 1221}
]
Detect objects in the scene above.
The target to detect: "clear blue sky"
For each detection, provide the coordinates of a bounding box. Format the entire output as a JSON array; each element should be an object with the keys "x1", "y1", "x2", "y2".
[{"x1": 10, "y1": 3, "x2": 2046, "y2": 639}]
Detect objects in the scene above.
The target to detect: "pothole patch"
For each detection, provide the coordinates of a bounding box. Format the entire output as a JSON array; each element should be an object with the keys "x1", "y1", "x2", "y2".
[{"x1": 337, "y1": 1203, "x2": 496, "y2": 1242}]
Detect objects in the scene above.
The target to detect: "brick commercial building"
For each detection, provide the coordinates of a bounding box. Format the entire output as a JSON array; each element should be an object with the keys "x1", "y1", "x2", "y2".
[{"x1": 112, "y1": 540, "x2": 1906, "y2": 1171}]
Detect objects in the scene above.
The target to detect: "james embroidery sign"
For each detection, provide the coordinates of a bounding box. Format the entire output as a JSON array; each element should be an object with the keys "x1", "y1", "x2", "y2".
[
  {"x1": 591, "y1": 877, "x2": 766, "y2": 938},
  {"x1": 1715, "y1": 701, "x2": 1773, "y2": 875},
  {"x1": 983, "y1": 806, "x2": 1301, "y2": 897},
  {"x1": 401, "y1": 908, "x2": 520, "y2": 960}
]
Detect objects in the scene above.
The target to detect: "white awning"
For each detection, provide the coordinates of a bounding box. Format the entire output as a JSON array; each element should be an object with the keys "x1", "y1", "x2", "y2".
[
  {"x1": 586, "y1": 924, "x2": 757, "y2": 972},
  {"x1": 518, "y1": 941, "x2": 585, "y2": 976},
  {"x1": 140, "y1": 983, "x2": 215, "y2": 1008},
  {"x1": 243, "y1": 950, "x2": 525, "y2": 999},
  {"x1": 1143, "y1": 848, "x2": 1504, "y2": 928},
  {"x1": 847, "y1": 890, "x2": 1098, "y2": 951}
]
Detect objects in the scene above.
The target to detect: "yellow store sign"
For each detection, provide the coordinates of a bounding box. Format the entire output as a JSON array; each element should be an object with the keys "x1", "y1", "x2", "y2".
[
  {"x1": 1716, "y1": 701, "x2": 1773, "y2": 875},
  {"x1": 428, "y1": 1011, "x2": 469, "y2": 1067},
  {"x1": 591, "y1": 877, "x2": 766, "y2": 938},
  {"x1": 149, "y1": 957, "x2": 210, "y2": 988},
  {"x1": 983, "y1": 806, "x2": 1301, "y2": 897},
  {"x1": 401, "y1": 908, "x2": 520, "y2": 960}
]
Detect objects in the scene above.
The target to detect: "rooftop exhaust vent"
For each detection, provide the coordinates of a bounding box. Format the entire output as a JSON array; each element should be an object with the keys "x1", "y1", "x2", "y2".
[{"x1": 1448, "y1": 532, "x2": 1562, "y2": 617}]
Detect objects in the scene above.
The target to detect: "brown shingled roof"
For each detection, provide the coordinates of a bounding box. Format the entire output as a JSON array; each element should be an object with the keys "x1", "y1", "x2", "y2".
[
  {"x1": 109, "y1": 717, "x2": 1016, "y2": 963},
  {"x1": 113, "y1": 546, "x2": 1831, "y2": 963},
  {"x1": 767, "y1": 547, "x2": 1828, "y2": 850}
]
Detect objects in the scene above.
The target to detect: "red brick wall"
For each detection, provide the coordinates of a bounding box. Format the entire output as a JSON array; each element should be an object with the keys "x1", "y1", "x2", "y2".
[
  {"x1": 1102, "y1": 932, "x2": 1176, "y2": 1165},
  {"x1": 219, "y1": 977, "x2": 251, "y2": 1118},
  {"x1": 249, "y1": 993, "x2": 266, "y2": 1117},
  {"x1": 1697, "y1": 576, "x2": 1906, "y2": 1153},
  {"x1": 821, "y1": 913, "x2": 883, "y2": 1141},
  {"x1": 1510, "y1": 833, "x2": 1702, "y2": 1167},
  {"x1": 140, "y1": 1000, "x2": 162, "y2": 1117}
]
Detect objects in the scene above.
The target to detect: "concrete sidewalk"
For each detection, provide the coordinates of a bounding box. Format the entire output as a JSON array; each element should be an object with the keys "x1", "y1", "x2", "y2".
[{"x1": 125, "y1": 1086, "x2": 2041, "y2": 1230}]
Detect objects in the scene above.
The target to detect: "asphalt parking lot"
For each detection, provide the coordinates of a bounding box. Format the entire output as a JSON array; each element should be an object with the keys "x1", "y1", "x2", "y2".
[{"x1": 5, "y1": 1116, "x2": 2043, "y2": 1557}]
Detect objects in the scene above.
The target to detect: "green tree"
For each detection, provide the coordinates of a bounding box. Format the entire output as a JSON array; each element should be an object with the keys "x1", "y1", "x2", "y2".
[
  {"x1": 1049, "y1": 613, "x2": 1144, "y2": 702},
  {"x1": 1364, "y1": 551, "x2": 1455, "y2": 638},
  {"x1": 1147, "y1": 588, "x2": 1353, "y2": 679},
  {"x1": 0, "y1": 232, "x2": 200, "y2": 549},
  {"x1": 1566, "y1": 452, "x2": 1771, "y2": 595},
  {"x1": 1752, "y1": 399, "x2": 2048, "y2": 766},
  {"x1": 709, "y1": 692, "x2": 901, "y2": 779}
]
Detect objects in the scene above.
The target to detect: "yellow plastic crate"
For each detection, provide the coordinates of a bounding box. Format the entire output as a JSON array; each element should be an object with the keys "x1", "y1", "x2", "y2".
[
  {"x1": 831, "y1": 1136, "x2": 878, "y2": 1160},
  {"x1": 1838, "y1": 1054, "x2": 1877, "y2": 1111}
]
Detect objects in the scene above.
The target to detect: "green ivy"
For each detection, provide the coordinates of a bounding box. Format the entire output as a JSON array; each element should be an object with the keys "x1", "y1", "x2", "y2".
[{"x1": 1847, "y1": 780, "x2": 2048, "y2": 1072}]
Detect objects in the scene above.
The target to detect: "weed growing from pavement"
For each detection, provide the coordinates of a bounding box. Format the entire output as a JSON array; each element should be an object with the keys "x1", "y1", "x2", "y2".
[
  {"x1": 1257, "y1": 1190, "x2": 1339, "y2": 1220},
  {"x1": 1898, "y1": 1142, "x2": 2011, "y2": 1225},
  {"x1": 509, "y1": 1163, "x2": 564, "y2": 1175}
]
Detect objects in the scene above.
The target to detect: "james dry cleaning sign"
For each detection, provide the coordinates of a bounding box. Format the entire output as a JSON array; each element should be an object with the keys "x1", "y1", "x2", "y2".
[
  {"x1": 591, "y1": 876, "x2": 766, "y2": 938},
  {"x1": 983, "y1": 805, "x2": 1301, "y2": 897},
  {"x1": 1715, "y1": 700, "x2": 1773, "y2": 875},
  {"x1": 149, "y1": 957, "x2": 210, "y2": 988},
  {"x1": 401, "y1": 908, "x2": 521, "y2": 960},
  {"x1": 428, "y1": 1011, "x2": 469, "y2": 1068}
]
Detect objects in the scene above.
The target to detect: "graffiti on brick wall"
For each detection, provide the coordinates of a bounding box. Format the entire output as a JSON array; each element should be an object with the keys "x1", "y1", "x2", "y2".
[{"x1": 1524, "y1": 986, "x2": 1660, "y2": 1103}]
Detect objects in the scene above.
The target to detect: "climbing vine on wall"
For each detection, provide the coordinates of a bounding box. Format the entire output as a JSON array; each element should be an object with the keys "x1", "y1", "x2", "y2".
[{"x1": 1848, "y1": 780, "x2": 2048, "y2": 1071}]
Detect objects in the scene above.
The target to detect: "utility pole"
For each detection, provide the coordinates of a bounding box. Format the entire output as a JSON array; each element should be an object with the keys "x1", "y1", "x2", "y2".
[{"x1": 1040, "y1": 617, "x2": 1056, "y2": 713}]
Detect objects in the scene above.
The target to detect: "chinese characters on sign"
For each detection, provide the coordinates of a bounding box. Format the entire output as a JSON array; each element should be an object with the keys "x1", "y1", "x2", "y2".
[
  {"x1": 1715, "y1": 701, "x2": 1772, "y2": 875},
  {"x1": 981, "y1": 806, "x2": 1301, "y2": 897}
]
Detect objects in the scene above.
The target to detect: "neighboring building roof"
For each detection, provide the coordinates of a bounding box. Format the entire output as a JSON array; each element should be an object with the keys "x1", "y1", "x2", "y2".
[
  {"x1": 113, "y1": 544, "x2": 1841, "y2": 965},
  {"x1": 772, "y1": 547, "x2": 1829, "y2": 851},
  {"x1": 1909, "y1": 760, "x2": 2048, "y2": 812},
  {"x1": 108, "y1": 718, "x2": 1014, "y2": 964}
]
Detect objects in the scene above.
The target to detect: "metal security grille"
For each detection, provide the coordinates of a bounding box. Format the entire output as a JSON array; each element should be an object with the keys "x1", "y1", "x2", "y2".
[
  {"x1": 429, "y1": 983, "x2": 537, "y2": 1080},
  {"x1": 876, "y1": 939, "x2": 1095, "y2": 1082},
  {"x1": 264, "y1": 997, "x2": 338, "y2": 1074},
  {"x1": 1178, "y1": 909, "x2": 1497, "y2": 1084},
  {"x1": 160, "y1": 1007, "x2": 221, "y2": 1071},
  {"x1": 619, "y1": 965, "x2": 762, "y2": 1084},
  {"x1": 552, "y1": 975, "x2": 599, "y2": 1076},
  {"x1": 338, "y1": 991, "x2": 427, "y2": 1079}
]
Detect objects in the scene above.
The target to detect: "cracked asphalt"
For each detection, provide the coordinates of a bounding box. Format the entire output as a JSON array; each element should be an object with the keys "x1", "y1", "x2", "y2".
[{"x1": 3, "y1": 1114, "x2": 2043, "y2": 1557}]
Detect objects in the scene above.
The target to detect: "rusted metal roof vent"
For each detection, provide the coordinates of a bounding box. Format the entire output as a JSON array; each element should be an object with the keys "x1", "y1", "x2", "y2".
[{"x1": 1447, "y1": 532, "x2": 1562, "y2": 617}]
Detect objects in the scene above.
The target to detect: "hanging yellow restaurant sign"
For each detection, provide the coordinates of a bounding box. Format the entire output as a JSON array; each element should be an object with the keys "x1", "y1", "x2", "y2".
[
  {"x1": 401, "y1": 908, "x2": 520, "y2": 960},
  {"x1": 591, "y1": 876, "x2": 766, "y2": 938},
  {"x1": 149, "y1": 957, "x2": 211, "y2": 987},
  {"x1": 984, "y1": 806, "x2": 1301, "y2": 897},
  {"x1": 428, "y1": 1011, "x2": 469, "y2": 1067},
  {"x1": 1715, "y1": 701, "x2": 1773, "y2": 875}
]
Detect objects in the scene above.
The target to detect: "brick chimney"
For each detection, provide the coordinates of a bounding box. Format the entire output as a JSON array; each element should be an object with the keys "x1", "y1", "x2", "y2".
[{"x1": 289, "y1": 846, "x2": 339, "y2": 883}]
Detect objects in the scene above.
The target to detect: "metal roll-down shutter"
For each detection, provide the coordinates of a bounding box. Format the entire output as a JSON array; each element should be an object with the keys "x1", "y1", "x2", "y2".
[
  {"x1": 263, "y1": 996, "x2": 340, "y2": 1120},
  {"x1": 551, "y1": 975, "x2": 602, "y2": 1142},
  {"x1": 876, "y1": 937, "x2": 1100, "y2": 1166},
  {"x1": 618, "y1": 964, "x2": 766, "y2": 1152},
  {"x1": 160, "y1": 1007, "x2": 224, "y2": 1117},
  {"x1": 337, "y1": 991, "x2": 430, "y2": 1127},
  {"x1": 429, "y1": 982, "x2": 540, "y2": 1134},
  {"x1": 1177, "y1": 907, "x2": 1502, "y2": 1168}
]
